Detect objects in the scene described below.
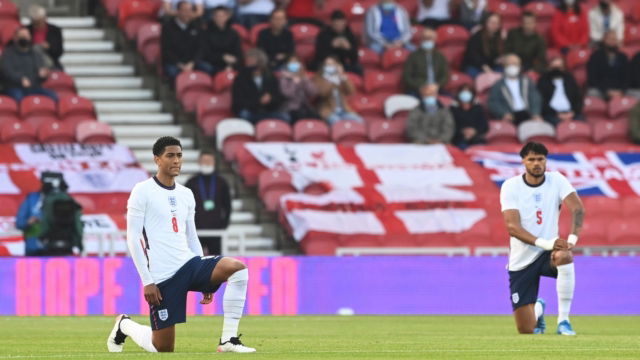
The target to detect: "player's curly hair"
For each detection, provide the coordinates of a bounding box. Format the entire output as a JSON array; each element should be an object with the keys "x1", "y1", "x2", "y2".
[
  {"x1": 153, "y1": 136, "x2": 182, "y2": 156},
  {"x1": 519, "y1": 142, "x2": 548, "y2": 158}
]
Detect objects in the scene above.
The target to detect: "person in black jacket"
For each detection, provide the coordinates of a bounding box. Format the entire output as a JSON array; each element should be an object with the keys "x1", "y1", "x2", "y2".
[
  {"x1": 231, "y1": 48, "x2": 290, "y2": 123},
  {"x1": 463, "y1": 12, "x2": 504, "y2": 79},
  {"x1": 537, "y1": 56, "x2": 583, "y2": 125},
  {"x1": 257, "y1": 9, "x2": 294, "y2": 70},
  {"x1": 312, "y1": 10, "x2": 361, "y2": 74},
  {"x1": 587, "y1": 30, "x2": 629, "y2": 100},
  {"x1": 197, "y1": 6, "x2": 243, "y2": 75},
  {"x1": 631, "y1": 51, "x2": 640, "y2": 91},
  {"x1": 184, "y1": 150, "x2": 231, "y2": 255},
  {"x1": 27, "y1": 5, "x2": 64, "y2": 70},
  {"x1": 451, "y1": 84, "x2": 488, "y2": 149},
  {"x1": 161, "y1": 1, "x2": 201, "y2": 83}
]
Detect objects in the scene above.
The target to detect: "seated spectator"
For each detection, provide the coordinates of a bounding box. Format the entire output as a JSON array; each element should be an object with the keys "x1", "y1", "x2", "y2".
[
  {"x1": 630, "y1": 51, "x2": 640, "y2": 93},
  {"x1": 550, "y1": 0, "x2": 589, "y2": 53},
  {"x1": 538, "y1": 56, "x2": 583, "y2": 125},
  {"x1": 314, "y1": 56, "x2": 362, "y2": 125},
  {"x1": 313, "y1": 10, "x2": 361, "y2": 74},
  {"x1": 280, "y1": 55, "x2": 319, "y2": 122},
  {"x1": 402, "y1": 27, "x2": 449, "y2": 96},
  {"x1": 203, "y1": 0, "x2": 236, "y2": 21},
  {"x1": 364, "y1": 0, "x2": 415, "y2": 54},
  {"x1": 231, "y1": 48, "x2": 289, "y2": 123},
  {"x1": 458, "y1": 0, "x2": 487, "y2": 31},
  {"x1": 588, "y1": 0, "x2": 624, "y2": 44},
  {"x1": 462, "y1": 12, "x2": 504, "y2": 78},
  {"x1": 0, "y1": 27, "x2": 57, "y2": 102},
  {"x1": 257, "y1": 9, "x2": 294, "y2": 70},
  {"x1": 237, "y1": 0, "x2": 275, "y2": 29},
  {"x1": 197, "y1": 6, "x2": 243, "y2": 75},
  {"x1": 504, "y1": 11, "x2": 546, "y2": 73},
  {"x1": 27, "y1": 5, "x2": 63, "y2": 70},
  {"x1": 161, "y1": 1, "x2": 202, "y2": 84},
  {"x1": 630, "y1": 101, "x2": 640, "y2": 144},
  {"x1": 587, "y1": 31, "x2": 629, "y2": 100},
  {"x1": 488, "y1": 54, "x2": 543, "y2": 125},
  {"x1": 163, "y1": 0, "x2": 204, "y2": 17},
  {"x1": 451, "y1": 84, "x2": 488, "y2": 148},
  {"x1": 282, "y1": 0, "x2": 325, "y2": 26},
  {"x1": 406, "y1": 84, "x2": 454, "y2": 144},
  {"x1": 417, "y1": 0, "x2": 453, "y2": 29}
]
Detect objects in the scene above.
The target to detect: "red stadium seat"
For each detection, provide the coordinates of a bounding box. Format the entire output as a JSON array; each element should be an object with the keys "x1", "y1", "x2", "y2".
[
  {"x1": 358, "y1": 47, "x2": 380, "y2": 70},
  {"x1": 1, "y1": 121, "x2": 37, "y2": 143},
  {"x1": 439, "y1": 45, "x2": 465, "y2": 71},
  {"x1": 250, "y1": 22, "x2": 269, "y2": 45},
  {"x1": 137, "y1": 22, "x2": 161, "y2": 65},
  {"x1": 259, "y1": 169, "x2": 294, "y2": 198},
  {"x1": 566, "y1": 47, "x2": 591, "y2": 71},
  {"x1": 381, "y1": 48, "x2": 410, "y2": 70},
  {"x1": 486, "y1": 121, "x2": 519, "y2": 144},
  {"x1": 349, "y1": 93, "x2": 386, "y2": 117},
  {"x1": 592, "y1": 120, "x2": 628, "y2": 143},
  {"x1": 367, "y1": 119, "x2": 405, "y2": 143},
  {"x1": 38, "y1": 121, "x2": 76, "y2": 143},
  {"x1": 607, "y1": 218, "x2": 640, "y2": 246},
  {"x1": 20, "y1": 95, "x2": 57, "y2": 119},
  {"x1": 76, "y1": 121, "x2": 115, "y2": 144},
  {"x1": 213, "y1": 70, "x2": 237, "y2": 93},
  {"x1": 331, "y1": 120, "x2": 368, "y2": 145},
  {"x1": 196, "y1": 92, "x2": 232, "y2": 121},
  {"x1": 556, "y1": 121, "x2": 592, "y2": 143},
  {"x1": 608, "y1": 96, "x2": 638, "y2": 121},
  {"x1": 582, "y1": 196, "x2": 622, "y2": 218},
  {"x1": 23, "y1": 115, "x2": 57, "y2": 129},
  {"x1": 524, "y1": 2, "x2": 556, "y2": 21},
  {"x1": 625, "y1": 24, "x2": 640, "y2": 47},
  {"x1": 0, "y1": 19, "x2": 19, "y2": 46},
  {"x1": 256, "y1": 119, "x2": 293, "y2": 142},
  {"x1": 0, "y1": 0, "x2": 18, "y2": 20},
  {"x1": 176, "y1": 71, "x2": 214, "y2": 112},
  {"x1": 232, "y1": 24, "x2": 250, "y2": 46},
  {"x1": 119, "y1": 0, "x2": 160, "y2": 40},
  {"x1": 622, "y1": 197, "x2": 640, "y2": 218},
  {"x1": 0, "y1": 95, "x2": 18, "y2": 117},
  {"x1": 58, "y1": 95, "x2": 95, "y2": 125},
  {"x1": 436, "y1": 25, "x2": 470, "y2": 48},
  {"x1": 216, "y1": 118, "x2": 255, "y2": 161},
  {"x1": 444, "y1": 71, "x2": 473, "y2": 94},
  {"x1": 73, "y1": 195, "x2": 97, "y2": 213},
  {"x1": 363, "y1": 70, "x2": 402, "y2": 94},
  {"x1": 293, "y1": 119, "x2": 331, "y2": 142},
  {"x1": 199, "y1": 114, "x2": 230, "y2": 137},
  {"x1": 296, "y1": 43, "x2": 316, "y2": 66},
  {"x1": 43, "y1": 71, "x2": 76, "y2": 97},
  {"x1": 491, "y1": 2, "x2": 523, "y2": 30},
  {"x1": 291, "y1": 23, "x2": 320, "y2": 45},
  {"x1": 262, "y1": 189, "x2": 295, "y2": 212},
  {"x1": 475, "y1": 71, "x2": 502, "y2": 94},
  {"x1": 345, "y1": 72, "x2": 363, "y2": 92},
  {"x1": 237, "y1": 146, "x2": 267, "y2": 186},
  {"x1": 583, "y1": 96, "x2": 608, "y2": 119},
  {"x1": 410, "y1": 24, "x2": 424, "y2": 46}
]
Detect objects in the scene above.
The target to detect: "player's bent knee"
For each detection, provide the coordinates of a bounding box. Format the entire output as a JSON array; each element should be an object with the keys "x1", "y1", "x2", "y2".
[
  {"x1": 553, "y1": 250, "x2": 573, "y2": 266},
  {"x1": 517, "y1": 325, "x2": 535, "y2": 334},
  {"x1": 152, "y1": 341, "x2": 174, "y2": 353},
  {"x1": 226, "y1": 258, "x2": 246, "y2": 272}
]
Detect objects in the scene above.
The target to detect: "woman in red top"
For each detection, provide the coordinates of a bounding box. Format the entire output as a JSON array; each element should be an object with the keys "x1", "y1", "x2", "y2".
[{"x1": 550, "y1": 0, "x2": 589, "y2": 52}]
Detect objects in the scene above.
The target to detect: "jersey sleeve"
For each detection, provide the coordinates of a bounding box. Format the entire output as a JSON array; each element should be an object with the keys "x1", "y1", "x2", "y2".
[
  {"x1": 125, "y1": 184, "x2": 154, "y2": 286},
  {"x1": 556, "y1": 172, "x2": 576, "y2": 201},
  {"x1": 185, "y1": 189, "x2": 204, "y2": 257},
  {"x1": 127, "y1": 184, "x2": 146, "y2": 218},
  {"x1": 500, "y1": 180, "x2": 518, "y2": 211}
]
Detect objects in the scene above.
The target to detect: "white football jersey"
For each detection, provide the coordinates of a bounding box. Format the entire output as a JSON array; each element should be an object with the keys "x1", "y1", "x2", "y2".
[
  {"x1": 500, "y1": 171, "x2": 576, "y2": 271},
  {"x1": 127, "y1": 177, "x2": 199, "y2": 284}
]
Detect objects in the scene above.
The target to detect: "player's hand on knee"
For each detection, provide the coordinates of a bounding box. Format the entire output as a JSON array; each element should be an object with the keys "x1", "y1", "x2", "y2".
[
  {"x1": 553, "y1": 238, "x2": 568, "y2": 251},
  {"x1": 144, "y1": 284, "x2": 163, "y2": 305},
  {"x1": 200, "y1": 292, "x2": 213, "y2": 304}
]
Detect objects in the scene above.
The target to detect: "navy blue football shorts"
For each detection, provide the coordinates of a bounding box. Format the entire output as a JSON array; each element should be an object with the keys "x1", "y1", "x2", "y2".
[
  {"x1": 508, "y1": 251, "x2": 558, "y2": 311},
  {"x1": 149, "y1": 255, "x2": 222, "y2": 330}
]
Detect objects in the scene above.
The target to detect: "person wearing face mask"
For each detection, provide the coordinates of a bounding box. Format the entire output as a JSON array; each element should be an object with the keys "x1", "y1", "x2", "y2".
[
  {"x1": 402, "y1": 27, "x2": 449, "y2": 96},
  {"x1": 488, "y1": 54, "x2": 543, "y2": 125},
  {"x1": 0, "y1": 27, "x2": 57, "y2": 103},
  {"x1": 451, "y1": 85, "x2": 488, "y2": 148},
  {"x1": 313, "y1": 10, "x2": 361, "y2": 75},
  {"x1": 504, "y1": 11, "x2": 547, "y2": 73},
  {"x1": 196, "y1": 6, "x2": 243, "y2": 76},
  {"x1": 550, "y1": 0, "x2": 589, "y2": 52},
  {"x1": 406, "y1": 83, "x2": 454, "y2": 144},
  {"x1": 314, "y1": 56, "x2": 362, "y2": 125},
  {"x1": 279, "y1": 55, "x2": 319, "y2": 122},
  {"x1": 537, "y1": 56, "x2": 583, "y2": 125},
  {"x1": 184, "y1": 150, "x2": 231, "y2": 255},
  {"x1": 586, "y1": 30, "x2": 629, "y2": 100},
  {"x1": 364, "y1": 0, "x2": 415, "y2": 54},
  {"x1": 588, "y1": 0, "x2": 624, "y2": 44}
]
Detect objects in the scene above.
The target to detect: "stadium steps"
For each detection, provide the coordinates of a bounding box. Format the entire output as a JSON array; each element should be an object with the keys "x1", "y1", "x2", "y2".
[{"x1": 75, "y1": 77, "x2": 144, "y2": 89}]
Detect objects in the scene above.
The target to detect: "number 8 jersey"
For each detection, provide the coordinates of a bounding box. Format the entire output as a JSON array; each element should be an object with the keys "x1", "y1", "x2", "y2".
[{"x1": 500, "y1": 171, "x2": 576, "y2": 271}]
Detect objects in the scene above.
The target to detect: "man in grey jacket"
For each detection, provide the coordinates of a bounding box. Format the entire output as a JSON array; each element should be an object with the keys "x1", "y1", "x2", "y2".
[
  {"x1": 488, "y1": 54, "x2": 542, "y2": 125},
  {"x1": 406, "y1": 84, "x2": 454, "y2": 144},
  {"x1": 1, "y1": 27, "x2": 57, "y2": 102}
]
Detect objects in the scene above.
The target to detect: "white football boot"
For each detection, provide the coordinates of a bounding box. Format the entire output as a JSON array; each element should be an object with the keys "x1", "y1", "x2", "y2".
[
  {"x1": 217, "y1": 335, "x2": 256, "y2": 353},
  {"x1": 106, "y1": 314, "x2": 130, "y2": 352}
]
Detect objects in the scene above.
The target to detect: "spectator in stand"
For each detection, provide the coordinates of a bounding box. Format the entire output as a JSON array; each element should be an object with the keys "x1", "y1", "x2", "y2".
[
  {"x1": 550, "y1": 0, "x2": 589, "y2": 53},
  {"x1": 537, "y1": 56, "x2": 583, "y2": 126},
  {"x1": 202, "y1": 0, "x2": 236, "y2": 21},
  {"x1": 451, "y1": 84, "x2": 488, "y2": 148},
  {"x1": 184, "y1": 150, "x2": 232, "y2": 255},
  {"x1": 504, "y1": 11, "x2": 547, "y2": 73},
  {"x1": 587, "y1": 30, "x2": 629, "y2": 100},
  {"x1": 406, "y1": 83, "x2": 454, "y2": 144},
  {"x1": 629, "y1": 101, "x2": 640, "y2": 144},
  {"x1": 1, "y1": 27, "x2": 57, "y2": 102},
  {"x1": 280, "y1": 54, "x2": 319, "y2": 122},
  {"x1": 462, "y1": 12, "x2": 504, "y2": 78},
  {"x1": 197, "y1": 6, "x2": 243, "y2": 75},
  {"x1": 417, "y1": 0, "x2": 453, "y2": 29},
  {"x1": 27, "y1": 5, "x2": 64, "y2": 70},
  {"x1": 257, "y1": 9, "x2": 295, "y2": 70},
  {"x1": 631, "y1": 51, "x2": 640, "y2": 96},
  {"x1": 237, "y1": 0, "x2": 274, "y2": 29},
  {"x1": 458, "y1": 0, "x2": 487, "y2": 31},
  {"x1": 163, "y1": 0, "x2": 204, "y2": 17},
  {"x1": 588, "y1": 0, "x2": 624, "y2": 44},
  {"x1": 364, "y1": 0, "x2": 415, "y2": 54},
  {"x1": 488, "y1": 54, "x2": 543, "y2": 125},
  {"x1": 281, "y1": 0, "x2": 325, "y2": 26},
  {"x1": 313, "y1": 10, "x2": 361, "y2": 74},
  {"x1": 232, "y1": 48, "x2": 289, "y2": 123},
  {"x1": 402, "y1": 27, "x2": 449, "y2": 96},
  {"x1": 161, "y1": 1, "x2": 201, "y2": 84},
  {"x1": 314, "y1": 56, "x2": 362, "y2": 125}
]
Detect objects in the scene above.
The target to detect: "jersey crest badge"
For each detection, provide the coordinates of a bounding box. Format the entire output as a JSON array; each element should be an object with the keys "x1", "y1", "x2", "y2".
[
  {"x1": 168, "y1": 196, "x2": 177, "y2": 208},
  {"x1": 534, "y1": 193, "x2": 542, "y2": 203},
  {"x1": 511, "y1": 292, "x2": 519, "y2": 304},
  {"x1": 158, "y1": 309, "x2": 169, "y2": 321}
]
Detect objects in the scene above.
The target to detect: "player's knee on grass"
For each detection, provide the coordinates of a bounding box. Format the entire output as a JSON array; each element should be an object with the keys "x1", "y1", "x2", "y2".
[
  {"x1": 152, "y1": 340, "x2": 174, "y2": 352},
  {"x1": 552, "y1": 250, "x2": 573, "y2": 266},
  {"x1": 517, "y1": 324, "x2": 536, "y2": 334}
]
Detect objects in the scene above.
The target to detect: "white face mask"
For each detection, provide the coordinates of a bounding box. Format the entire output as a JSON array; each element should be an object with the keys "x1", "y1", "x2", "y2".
[
  {"x1": 200, "y1": 165, "x2": 214, "y2": 175},
  {"x1": 505, "y1": 65, "x2": 520, "y2": 78}
]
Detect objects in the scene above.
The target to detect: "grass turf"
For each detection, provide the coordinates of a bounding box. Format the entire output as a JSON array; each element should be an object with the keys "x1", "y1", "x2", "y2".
[{"x1": 0, "y1": 316, "x2": 638, "y2": 359}]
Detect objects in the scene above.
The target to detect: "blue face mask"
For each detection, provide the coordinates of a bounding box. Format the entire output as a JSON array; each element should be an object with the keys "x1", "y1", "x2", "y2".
[
  {"x1": 421, "y1": 40, "x2": 435, "y2": 51},
  {"x1": 423, "y1": 96, "x2": 437, "y2": 107},
  {"x1": 287, "y1": 62, "x2": 301, "y2": 73},
  {"x1": 459, "y1": 90, "x2": 473, "y2": 103},
  {"x1": 324, "y1": 65, "x2": 337, "y2": 74},
  {"x1": 381, "y1": 2, "x2": 395, "y2": 11}
]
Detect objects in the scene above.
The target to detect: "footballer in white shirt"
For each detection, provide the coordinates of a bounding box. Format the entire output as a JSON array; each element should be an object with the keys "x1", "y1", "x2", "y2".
[
  {"x1": 500, "y1": 142, "x2": 585, "y2": 336},
  {"x1": 106, "y1": 137, "x2": 256, "y2": 353}
]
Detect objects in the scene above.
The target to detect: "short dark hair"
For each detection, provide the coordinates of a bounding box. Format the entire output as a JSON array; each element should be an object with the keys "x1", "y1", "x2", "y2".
[
  {"x1": 331, "y1": 10, "x2": 346, "y2": 20},
  {"x1": 153, "y1": 136, "x2": 182, "y2": 156},
  {"x1": 199, "y1": 149, "x2": 214, "y2": 159},
  {"x1": 212, "y1": 5, "x2": 230, "y2": 14},
  {"x1": 176, "y1": 0, "x2": 192, "y2": 10},
  {"x1": 522, "y1": 11, "x2": 536, "y2": 19},
  {"x1": 519, "y1": 142, "x2": 548, "y2": 158}
]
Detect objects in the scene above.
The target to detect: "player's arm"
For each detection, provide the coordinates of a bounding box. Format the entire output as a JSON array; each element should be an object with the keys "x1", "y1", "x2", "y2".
[
  {"x1": 186, "y1": 192, "x2": 204, "y2": 257},
  {"x1": 503, "y1": 209, "x2": 564, "y2": 251},
  {"x1": 563, "y1": 191, "x2": 585, "y2": 248}
]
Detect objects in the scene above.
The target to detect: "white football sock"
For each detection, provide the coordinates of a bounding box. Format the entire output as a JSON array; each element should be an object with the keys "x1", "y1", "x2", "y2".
[
  {"x1": 120, "y1": 318, "x2": 157, "y2": 352},
  {"x1": 556, "y1": 263, "x2": 575, "y2": 324},
  {"x1": 221, "y1": 268, "x2": 248, "y2": 342},
  {"x1": 534, "y1": 301, "x2": 543, "y2": 320}
]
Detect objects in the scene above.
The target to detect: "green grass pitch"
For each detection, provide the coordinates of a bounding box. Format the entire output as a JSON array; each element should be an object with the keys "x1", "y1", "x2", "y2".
[{"x1": 0, "y1": 316, "x2": 638, "y2": 359}]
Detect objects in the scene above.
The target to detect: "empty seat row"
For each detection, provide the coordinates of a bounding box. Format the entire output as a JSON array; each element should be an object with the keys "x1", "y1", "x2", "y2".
[{"x1": 0, "y1": 120, "x2": 114, "y2": 144}]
